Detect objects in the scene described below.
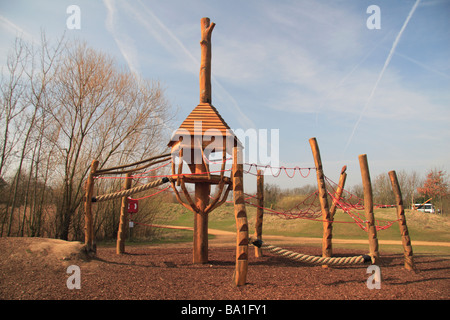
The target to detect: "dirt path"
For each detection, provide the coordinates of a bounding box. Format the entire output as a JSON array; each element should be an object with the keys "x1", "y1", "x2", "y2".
[{"x1": 151, "y1": 224, "x2": 450, "y2": 248}]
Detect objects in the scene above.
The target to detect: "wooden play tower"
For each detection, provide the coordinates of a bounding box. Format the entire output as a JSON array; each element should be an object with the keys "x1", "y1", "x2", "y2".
[{"x1": 167, "y1": 17, "x2": 248, "y2": 286}]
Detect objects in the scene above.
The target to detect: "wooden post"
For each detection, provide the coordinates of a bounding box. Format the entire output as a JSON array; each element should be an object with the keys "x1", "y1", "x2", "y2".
[
  {"x1": 309, "y1": 138, "x2": 332, "y2": 265},
  {"x1": 389, "y1": 170, "x2": 415, "y2": 270},
  {"x1": 358, "y1": 154, "x2": 380, "y2": 264},
  {"x1": 233, "y1": 146, "x2": 248, "y2": 286},
  {"x1": 199, "y1": 17, "x2": 215, "y2": 104},
  {"x1": 85, "y1": 160, "x2": 99, "y2": 254},
  {"x1": 329, "y1": 166, "x2": 347, "y2": 220},
  {"x1": 254, "y1": 170, "x2": 264, "y2": 258},
  {"x1": 193, "y1": 160, "x2": 210, "y2": 264},
  {"x1": 117, "y1": 172, "x2": 132, "y2": 254}
]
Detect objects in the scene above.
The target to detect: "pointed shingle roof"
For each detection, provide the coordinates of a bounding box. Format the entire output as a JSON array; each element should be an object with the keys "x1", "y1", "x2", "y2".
[{"x1": 168, "y1": 103, "x2": 242, "y2": 149}]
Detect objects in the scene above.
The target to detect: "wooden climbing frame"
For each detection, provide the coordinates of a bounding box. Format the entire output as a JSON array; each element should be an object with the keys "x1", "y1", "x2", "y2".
[
  {"x1": 83, "y1": 16, "x2": 418, "y2": 292},
  {"x1": 166, "y1": 17, "x2": 249, "y2": 286}
]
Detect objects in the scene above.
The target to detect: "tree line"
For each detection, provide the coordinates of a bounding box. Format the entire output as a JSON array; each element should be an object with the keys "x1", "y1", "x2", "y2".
[{"x1": 0, "y1": 35, "x2": 174, "y2": 240}]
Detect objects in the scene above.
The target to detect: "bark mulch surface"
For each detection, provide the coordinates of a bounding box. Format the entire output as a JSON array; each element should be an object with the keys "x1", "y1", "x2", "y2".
[{"x1": 1, "y1": 237, "x2": 449, "y2": 301}]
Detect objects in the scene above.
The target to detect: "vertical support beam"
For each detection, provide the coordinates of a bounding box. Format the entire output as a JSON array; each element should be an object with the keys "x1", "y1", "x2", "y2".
[
  {"x1": 233, "y1": 146, "x2": 248, "y2": 286},
  {"x1": 193, "y1": 160, "x2": 210, "y2": 264},
  {"x1": 85, "y1": 159, "x2": 99, "y2": 254},
  {"x1": 358, "y1": 154, "x2": 380, "y2": 264},
  {"x1": 309, "y1": 138, "x2": 332, "y2": 265},
  {"x1": 388, "y1": 170, "x2": 415, "y2": 270},
  {"x1": 254, "y1": 169, "x2": 264, "y2": 258},
  {"x1": 117, "y1": 172, "x2": 132, "y2": 254},
  {"x1": 329, "y1": 166, "x2": 347, "y2": 220}
]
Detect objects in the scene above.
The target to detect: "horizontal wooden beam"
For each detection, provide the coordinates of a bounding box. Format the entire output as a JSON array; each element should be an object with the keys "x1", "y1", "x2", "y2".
[{"x1": 171, "y1": 174, "x2": 231, "y2": 185}]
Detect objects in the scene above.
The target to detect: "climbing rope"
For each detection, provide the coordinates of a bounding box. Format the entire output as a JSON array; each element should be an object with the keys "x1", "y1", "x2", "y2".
[
  {"x1": 249, "y1": 238, "x2": 372, "y2": 266},
  {"x1": 93, "y1": 177, "x2": 171, "y2": 202}
]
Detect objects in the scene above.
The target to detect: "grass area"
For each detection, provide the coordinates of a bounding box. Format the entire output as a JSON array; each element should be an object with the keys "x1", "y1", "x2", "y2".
[
  {"x1": 146, "y1": 202, "x2": 450, "y2": 255},
  {"x1": 155, "y1": 203, "x2": 450, "y2": 241}
]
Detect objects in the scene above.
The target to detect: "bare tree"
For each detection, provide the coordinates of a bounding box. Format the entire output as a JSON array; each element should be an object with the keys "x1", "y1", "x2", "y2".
[
  {"x1": 0, "y1": 38, "x2": 29, "y2": 236},
  {"x1": 0, "y1": 38, "x2": 28, "y2": 179},
  {"x1": 47, "y1": 41, "x2": 172, "y2": 240},
  {"x1": 1, "y1": 35, "x2": 174, "y2": 239}
]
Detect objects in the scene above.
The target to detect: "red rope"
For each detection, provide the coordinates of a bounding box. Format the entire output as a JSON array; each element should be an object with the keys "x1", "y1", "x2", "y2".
[{"x1": 244, "y1": 163, "x2": 314, "y2": 178}]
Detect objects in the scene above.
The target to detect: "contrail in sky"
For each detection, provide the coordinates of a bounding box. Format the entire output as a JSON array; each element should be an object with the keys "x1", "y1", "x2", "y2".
[
  {"x1": 0, "y1": 14, "x2": 38, "y2": 45},
  {"x1": 316, "y1": 30, "x2": 393, "y2": 127},
  {"x1": 344, "y1": 0, "x2": 421, "y2": 153},
  {"x1": 103, "y1": 0, "x2": 141, "y2": 75}
]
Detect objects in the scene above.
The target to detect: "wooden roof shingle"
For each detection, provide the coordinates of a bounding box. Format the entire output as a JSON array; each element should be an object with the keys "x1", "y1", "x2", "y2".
[{"x1": 168, "y1": 103, "x2": 242, "y2": 148}]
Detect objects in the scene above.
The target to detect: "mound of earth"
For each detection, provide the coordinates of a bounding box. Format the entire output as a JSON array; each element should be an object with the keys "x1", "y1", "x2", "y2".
[
  {"x1": 0, "y1": 237, "x2": 89, "y2": 267},
  {"x1": 0, "y1": 237, "x2": 92, "y2": 299}
]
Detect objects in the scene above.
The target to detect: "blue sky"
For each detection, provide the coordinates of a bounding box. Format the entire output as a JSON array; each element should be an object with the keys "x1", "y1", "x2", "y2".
[{"x1": 1, "y1": 0, "x2": 449, "y2": 191}]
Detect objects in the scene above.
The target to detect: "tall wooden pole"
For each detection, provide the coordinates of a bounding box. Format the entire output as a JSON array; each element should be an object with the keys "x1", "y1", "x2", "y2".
[
  {"x1": 233, "y1": 146, "x2": 248, "y2": 286},
  {"x1": 329, "y1": 166, "x2": 347, "y2": 220},
  {"x1": 191, "y1": 17, "x2": 215, "y2": 264},
  {"x1": 254, "y1": 170, "x2": 264, "y2": 258},
  {"x1": 117, "y1": 172, "x2": 132, "y2": 254},
  {"x1": 359, "y1": 154, "x2": 380, "y2": 264},
  {"x1": 388, "y1": 170, "x2": 415, "y2": 270},
  {"x1": 200, "y1": 17, "x2": 215, "y2": 104},
  {"x1": 85, "y1": 159, "x2": 99, "y2": 254},
  {"x1": 309, "y1": 138, "x2": 333, "y2": 265}
]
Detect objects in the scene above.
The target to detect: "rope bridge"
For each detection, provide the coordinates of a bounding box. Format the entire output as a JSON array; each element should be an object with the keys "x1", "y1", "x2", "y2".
[
  {"x1": 92, "y1": 177, "x2": 171, "y2": 202},
  {"x1": 91, "y1": 155, "x2": 399, "y2": 233},
  {"x1": 249, "y1": 237, "x2": 372, "y2": 266}
]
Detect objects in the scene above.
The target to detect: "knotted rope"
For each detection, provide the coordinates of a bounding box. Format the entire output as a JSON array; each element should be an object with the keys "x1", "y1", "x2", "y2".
[
  {"x1": 249, "y1": 238, "x2": 372, "y2": 266},
  {"x1": 93, "y1": 177, "x2": 171, "y2": 202}
]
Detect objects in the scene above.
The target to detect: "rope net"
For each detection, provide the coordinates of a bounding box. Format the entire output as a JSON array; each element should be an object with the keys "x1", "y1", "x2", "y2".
[
  {"x1": 242, "y1": 162, "x2": 399, "y2": 232},
  {"x1": 324, "y1": 175, "x2": 399, "y2": 231}
]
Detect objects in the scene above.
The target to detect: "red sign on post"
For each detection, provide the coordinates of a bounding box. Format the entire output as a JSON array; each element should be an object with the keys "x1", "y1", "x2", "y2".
[{"x1": 127, "y1": 198, "x2": 138, "y2": 213}]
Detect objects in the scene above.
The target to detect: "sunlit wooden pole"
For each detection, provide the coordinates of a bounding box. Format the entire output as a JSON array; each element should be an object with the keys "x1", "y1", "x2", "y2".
[
  {"x1": 233, "y1": 146, "x2": 248, "y2": 286},
  {"x1": 329, "y1": 166, "x2": 347, "y2": 220},
  {"x1": 359, "y1": 154, "x2": 380, "y2": 264},
  {"x1": 117, "y1": 172, "x2": 132, "y2": 254},
  {"x1": 254, "y1": 170, "x2": 264, "y2": 258},
  {"x1": 85, "y1": 159, "x2": 99, "y2": 254},
  {"x1": 192, "y1": 17, "x2": 215, "y2": 264},
  {"x1": 199, "y1": 17, "x2": 215, "y2": 104},
  {"x1": 389, "y1": 170, "x2": 415, "y2": 270},
  {"x1": 309, "y1": 138, "x2": 332, "y2": 266}
]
